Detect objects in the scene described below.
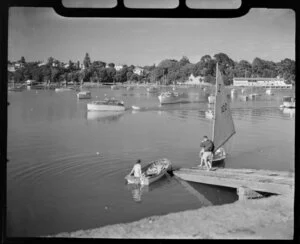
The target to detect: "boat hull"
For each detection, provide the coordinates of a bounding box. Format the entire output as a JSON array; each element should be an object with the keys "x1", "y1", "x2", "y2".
[
  {"x1": 158, "y1": 93, "x2": 189, "y2": 105},
  {"x1": 266, "y1": 89, "x2": 274, "y2": 95},
  {"x1": 125, "y1": 158, "x2": 172, "y2": 185},
  {"x1": 281, "y1": 102, "x2": 295, "y2": 108},
  {"x1": 205, "y1": 110, "x2": 214, "y2": 119},
  {"x1": 87, "y1": 103, "x2": 125, "y2": 111},
  {"x1": 77, "y1": 92, "x2": 91, "y2": 99},
  {"x1": 55, "y1": 88, "x2": 73, "y2": 92}
]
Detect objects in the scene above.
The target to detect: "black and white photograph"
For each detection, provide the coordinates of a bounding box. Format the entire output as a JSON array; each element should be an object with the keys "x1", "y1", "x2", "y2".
[{"x1": 4, "y1": 0, "x2": 296, "y2": 239}]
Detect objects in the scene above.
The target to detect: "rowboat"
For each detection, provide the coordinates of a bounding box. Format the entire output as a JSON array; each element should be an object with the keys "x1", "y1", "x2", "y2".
[
  {"x1": 132, "y1": 105, "x2": 141, "y2": 110},
  {"x1": 55, "y1": 87, "x2": 74, "y2": 92},
  {"x1": 77, "y1": 91, "x2": 91, "y2": 99},
  {"x1": 280, "y1": 96, "x2": 295, "y2": 108},
  {"x1": 125, "y1": 158, "x2": 172, "y2": 185},
  {"x1": 87, "y1": 97, "x2": 125, "y2": 111},
  {"x1": 147, "y1": 86, "x2": 159, "y2": 93},
  {"x1": 158, "y1": 91, "x2": 189, "y2": 105}
]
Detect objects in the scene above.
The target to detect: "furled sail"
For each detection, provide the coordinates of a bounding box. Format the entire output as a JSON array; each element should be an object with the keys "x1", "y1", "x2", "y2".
[{"x1": 212, "y1": 63, "x2": 236, "y2": 152}]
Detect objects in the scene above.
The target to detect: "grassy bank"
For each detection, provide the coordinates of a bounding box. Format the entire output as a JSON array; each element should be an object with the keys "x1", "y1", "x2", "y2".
[{"x1": 49, "y1": 193, "x2": 293, "y2": 239}]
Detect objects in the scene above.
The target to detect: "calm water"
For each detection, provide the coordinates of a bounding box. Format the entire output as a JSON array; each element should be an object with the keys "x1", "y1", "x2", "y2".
[{"x1": 7, "y1": 86, "x2": 295, "y2": 237}]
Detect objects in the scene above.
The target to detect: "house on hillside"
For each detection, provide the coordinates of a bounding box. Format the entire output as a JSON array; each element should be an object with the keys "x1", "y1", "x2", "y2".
[
  {"x1": 183, "y1": 74, "x2": 204, "y2": 85},
  {"x1": 115, "y1": 65, "x2": 123, "y2": 71},
  {"x1": 133, "y1": 66, "x2": 144, "y2": 76},
  {"x1": 8, "y1": 64, "x2": 15, "y2": 72},
  {"x1": 38, "y1": 61, "x2": 47, "y2": 67}
]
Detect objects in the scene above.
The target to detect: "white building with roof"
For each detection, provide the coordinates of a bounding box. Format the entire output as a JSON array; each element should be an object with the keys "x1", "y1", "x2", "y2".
[
  {"x1": 133, "y1": 66, "x2": 144, "y2": 76},
  {"x1": 115, "y1": 65, "x2": 123, "y2": 71},
  {"x1": 233, "y1": 77, "x2": 292, "y2": 88},
  {"x1": 184, "y1": 74, "x2": 204, "y2": 85}
]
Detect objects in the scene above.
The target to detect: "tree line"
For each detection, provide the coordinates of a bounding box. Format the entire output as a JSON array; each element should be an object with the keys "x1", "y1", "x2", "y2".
[{"x1": 8, "y1": 52, "x2": 295, "y2": 86}]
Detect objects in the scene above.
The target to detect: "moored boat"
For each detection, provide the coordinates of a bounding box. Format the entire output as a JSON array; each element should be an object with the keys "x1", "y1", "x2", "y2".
[
  {"x1": 147, "y1": 86, "x2": 159, "y2": 93},
  {"x1": 125, "y1": 158, "x2": 172, "y2": 185},
  {"x1": 87, "y1": 97, "x2": 125, "y2": 111},
  {"x1": 230, "y1": 89, "x2": 237, "y2": 97},
  {"x1": 132, "y1": 105, "x2": 141, "y2": 110},
  {"x1": 280, "y1": 96, "x2": 295, "y2": 108},
  {"x1": 208, "y1": 95, "x2": 215, "y2": 104},
  {"x1": 158, "y1": 91, "x2": 189, "y2": 105},
  {"x1": 111, "y1": 85, "x2": 119, "y2": 90},
  {"x1": 266, "y1": 89, "x2": 274, "y2": 95},
  {"x1": 8, "y1": 85, "x2": 26, "y2": 92},
  {"x1": 77, "y1": 91, "x2": 92, "y2": 99},
  {"x1": 87, "y1": 110, "x2": 125, "y2": 122},
  {"x1": 205, "y1": 109, "x2": 214, "y2": 119},
  {"x1": 55, "y1": 87, "x2": 74, "y2": 92},
  {"x1": 248, "y1": 93, "x2": 260, "y2": 100},
  {"x1": 282, "y1": 108, "x2": 295, "y2": 118},
  {"x1": 240, "y1": 95, "x2": 249, "y2": 101}
]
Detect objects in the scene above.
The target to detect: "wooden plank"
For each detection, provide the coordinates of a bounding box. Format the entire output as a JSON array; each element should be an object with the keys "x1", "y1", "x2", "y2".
[{"x1": 173, "y1": 168, "x2": 294, "y2": 195}]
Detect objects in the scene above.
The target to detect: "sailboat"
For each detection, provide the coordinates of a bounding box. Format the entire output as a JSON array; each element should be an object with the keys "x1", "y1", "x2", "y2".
[{"x1": 208, "y1": 63, "x2": 236, "y2": 165}]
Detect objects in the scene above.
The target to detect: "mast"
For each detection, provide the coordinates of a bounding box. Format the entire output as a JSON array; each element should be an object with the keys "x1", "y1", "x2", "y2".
[{"x1": 211, "y1": 62, "x2": 218, "y2": 142}]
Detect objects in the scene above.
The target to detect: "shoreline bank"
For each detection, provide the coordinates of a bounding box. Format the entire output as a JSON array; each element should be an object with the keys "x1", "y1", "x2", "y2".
[{"x1": 49, "y1": 193, "x2": 294, "y2": 239}]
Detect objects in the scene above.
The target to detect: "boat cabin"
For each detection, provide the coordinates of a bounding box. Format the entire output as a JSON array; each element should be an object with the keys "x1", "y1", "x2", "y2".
[{"x1": 282, "y1": 96, "x2": 295, "y2": 103}]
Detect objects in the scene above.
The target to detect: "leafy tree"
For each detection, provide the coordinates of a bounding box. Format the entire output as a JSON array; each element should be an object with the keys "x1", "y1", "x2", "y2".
[
  {"x1": 98, "y1": 67, "x2": 108, "y2": 83},
  {"x1": 47, "y1": 57, "x2": 54, "y2": 66},
  {"x1": 108, "y1": 63, "x2": 115, "y2": 68},
  {"x1": 13, "y1": 69, "x2": 24, "y2": 83},
  {"x1": 20, "y1": 56, "x2": 26, "y2": 64},
  {"x1": 179, "y1": 56, "x2": 190, "y2": 66},
  {"x1": 193, "y1": 55, "x2": 215, "y2": 77},
  {"x1": 234, "y1": 60, "x2": 252, "y2": 77},
  {"x1": 126, "y1": 71, "x2": 133, "y2": 81},
  {"x1": 83, "y1": 53, "x2": 91, "y2": 69},
  {"x1": 106, "y1": 67, "x2": 116, "y2": 83}
]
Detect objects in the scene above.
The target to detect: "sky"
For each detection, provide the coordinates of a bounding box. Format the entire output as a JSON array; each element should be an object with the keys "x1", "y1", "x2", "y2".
[{"x1": 8, "y1": 6, "x2": 295, "y2": 66}]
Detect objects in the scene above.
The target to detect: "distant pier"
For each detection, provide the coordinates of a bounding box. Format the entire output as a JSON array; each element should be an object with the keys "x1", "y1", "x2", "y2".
[{"x1": 173, "y1": 168, "x2": 294, "y2": 200}]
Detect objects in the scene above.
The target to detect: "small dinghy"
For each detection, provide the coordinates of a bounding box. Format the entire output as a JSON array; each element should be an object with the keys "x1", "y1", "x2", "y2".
[
  {"x1": 132, "y1": 105, "x2": 141, "y2": 110},
  {"x1": 125, "y1": 158, "x2": 172, "y2": 185},
  {"x1": 77, "y1": 91, "x2": 91, "y2": 99}
]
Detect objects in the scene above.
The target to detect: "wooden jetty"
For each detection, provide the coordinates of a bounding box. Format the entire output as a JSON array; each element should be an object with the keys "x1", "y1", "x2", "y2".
[{"x1": 173, "y1": 168, "x2": 294, "y2": 200}]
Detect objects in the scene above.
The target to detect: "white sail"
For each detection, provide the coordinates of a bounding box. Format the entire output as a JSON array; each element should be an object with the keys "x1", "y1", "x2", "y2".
[{"x1": 212, "y1": 63, "x2": 236, "y2": 152}]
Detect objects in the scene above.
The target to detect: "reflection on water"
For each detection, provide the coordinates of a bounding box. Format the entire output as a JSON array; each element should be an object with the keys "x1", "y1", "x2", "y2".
[
  {"x1": 86, "y1": 110, "x2": 125, "y2": 123},
  {"x1": 126, "y1": 184, "x2": 149, "y2": 202},
  {"x1": 126, "y1": 174, "x2": 172, "y2": 202}
]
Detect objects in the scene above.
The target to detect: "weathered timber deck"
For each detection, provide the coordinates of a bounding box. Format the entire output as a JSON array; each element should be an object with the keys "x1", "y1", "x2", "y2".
[{"x1": 173, "y1": 168, "x2": 294, "y2": 195}]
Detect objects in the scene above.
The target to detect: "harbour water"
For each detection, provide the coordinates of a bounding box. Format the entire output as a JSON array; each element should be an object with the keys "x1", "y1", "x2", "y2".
[{"x1": 7, "y1": 86, "x2": 295, "y2": 237}]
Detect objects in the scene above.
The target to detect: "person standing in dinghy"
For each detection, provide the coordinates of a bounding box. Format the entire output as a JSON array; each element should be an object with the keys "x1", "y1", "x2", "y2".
[
  {"x1": 199, "y1": 136, "x2": 214, "y2": 170},
  {"x1": 129, "y1": 159, "x2": 142, "y2": 179}
]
